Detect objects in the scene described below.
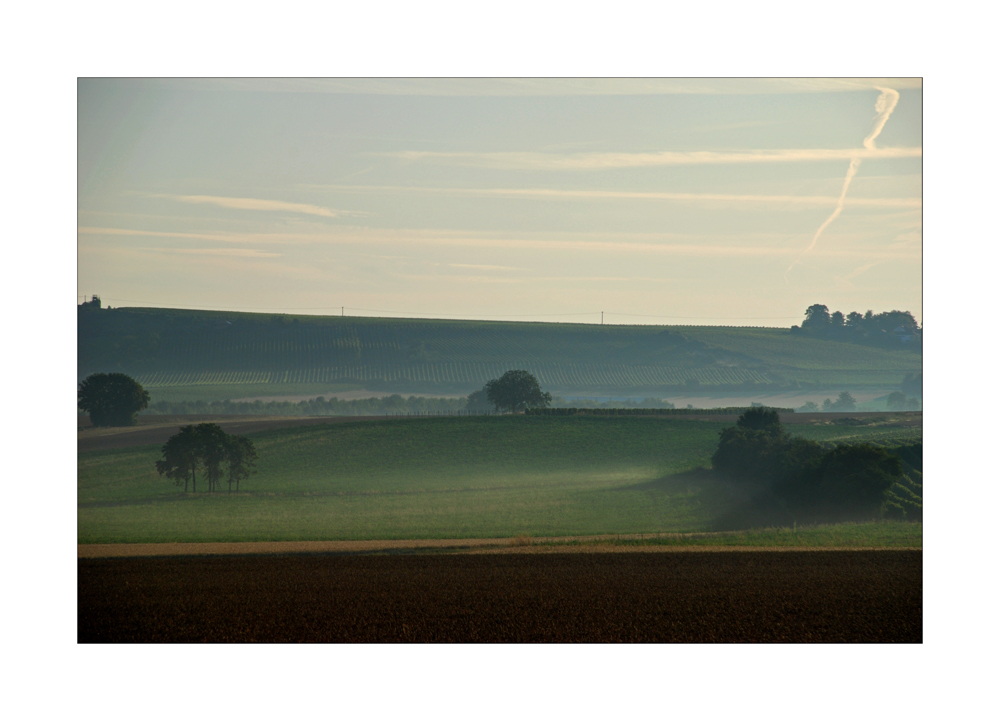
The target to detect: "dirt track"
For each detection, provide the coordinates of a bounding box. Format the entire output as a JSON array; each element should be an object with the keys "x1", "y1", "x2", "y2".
[
  {"x1": 78, "y1": 537, "x2": 919, "y2": 558},
  {"x1": 77, "y1": 415, "x2": 408, "y2": 453},
  {"x1": 78, "y1": 551, "x2": 922, "y2": 642},
  {"x1": 78, "y1": 411, "x2": 921, "y2": 453}
]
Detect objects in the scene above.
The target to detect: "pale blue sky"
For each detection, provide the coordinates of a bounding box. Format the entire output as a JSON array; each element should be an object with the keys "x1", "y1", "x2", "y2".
[{"x1": 78, "y1": 78, "x2": 922, "y2": 325}]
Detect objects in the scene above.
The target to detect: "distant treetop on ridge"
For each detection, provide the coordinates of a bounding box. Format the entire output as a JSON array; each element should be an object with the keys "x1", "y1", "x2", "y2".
[{"x1": 791, "y1": 304, "x2": 920, "y2": 350}]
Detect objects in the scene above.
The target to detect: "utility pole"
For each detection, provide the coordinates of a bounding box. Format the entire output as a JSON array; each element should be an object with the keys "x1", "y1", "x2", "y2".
[
  {"x1": 601, "y1": 311, "x2": 604, "y2": 325},
  {"x1": 342, "y1": 306, "x2": 344, "y2": 317}
]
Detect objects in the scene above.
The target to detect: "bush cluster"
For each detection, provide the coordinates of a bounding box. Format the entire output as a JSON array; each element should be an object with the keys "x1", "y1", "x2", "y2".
[{"x1": 711, "y1": 408, "x2": 921, "y2": 524}]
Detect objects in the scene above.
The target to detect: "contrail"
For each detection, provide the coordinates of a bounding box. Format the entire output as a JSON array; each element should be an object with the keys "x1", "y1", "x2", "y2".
[
  {"x1": 864, "y1": 87, "x2": 901, "y2": 150},
  {"x1": 785, "y1": 87, "x2": 901, "y2": 280}
]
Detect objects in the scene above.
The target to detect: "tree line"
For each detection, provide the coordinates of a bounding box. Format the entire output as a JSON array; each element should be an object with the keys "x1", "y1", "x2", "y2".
[
  {"x1": 791, "y1": 304, "x2": 921, "y2": 349},
  {"x1": 148, "y1": 394, "x2": 471, "y2": 417},
  {"x1": 156, "y1": 423, "x2": 258, "y2": 494},
  {"x1": 711, "y1": 407, "x2": 921, "y2": 526}
]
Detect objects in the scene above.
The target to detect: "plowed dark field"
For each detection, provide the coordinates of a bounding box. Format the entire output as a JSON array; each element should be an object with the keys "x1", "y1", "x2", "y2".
[{"x1": 78, "y1": 550, "x2": 921, "y2": 643}]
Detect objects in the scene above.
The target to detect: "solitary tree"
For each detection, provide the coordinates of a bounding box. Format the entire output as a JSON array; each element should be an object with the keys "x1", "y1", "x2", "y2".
[
  {"x1": 736, "y1": 406, "x2": 782, "y2": 433},
  {"x1": 224, "y1": 435, "x2": 259, "y2": 493},
  {"x1": 484, "y1": 370, "x2": 552, "y2": 413},
  {"x1": 155, "y1": 425, "x2": 202, "y2": 492},
  {"x1": 78, "y1": 373, "x2": 150, "y2": 426}
]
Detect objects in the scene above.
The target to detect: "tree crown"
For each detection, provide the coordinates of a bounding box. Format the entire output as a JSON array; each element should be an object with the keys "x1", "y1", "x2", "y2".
[
  {"x1": 484, "y1": 370, "x2": 552, "y2": 413},
  {"x1": 78, "y1": 373, "x2": 150, "y2": 427}
]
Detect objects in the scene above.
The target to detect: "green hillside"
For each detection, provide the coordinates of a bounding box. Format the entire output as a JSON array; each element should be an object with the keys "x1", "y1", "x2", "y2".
[
  {"x1": 78, "y1": 415, "x2": 922, "y2": 544},
  {"x1": 78, "y1": 305, "x2": 921, "y2": 397}
]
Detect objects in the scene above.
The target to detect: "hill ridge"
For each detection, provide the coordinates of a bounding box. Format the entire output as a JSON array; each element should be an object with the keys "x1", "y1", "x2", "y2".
[{"x1": 79, "y1": 305, "x2": 922, "y2": 395}]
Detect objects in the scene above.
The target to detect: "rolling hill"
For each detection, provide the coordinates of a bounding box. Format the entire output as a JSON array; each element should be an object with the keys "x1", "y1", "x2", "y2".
[{"x1": 78, "y1": 305, "x2": 922, "y2": 398}]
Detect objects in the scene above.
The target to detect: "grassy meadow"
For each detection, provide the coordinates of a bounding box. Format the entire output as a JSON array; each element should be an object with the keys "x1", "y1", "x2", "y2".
[{"x1": 79, "y1": 415, "x2": 922, "y2": 544}]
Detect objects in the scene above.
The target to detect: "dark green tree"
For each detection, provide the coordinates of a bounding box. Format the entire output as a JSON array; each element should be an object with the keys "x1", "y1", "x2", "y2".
[
  {"x1": 155, "y1": 425, "x2": 202, "y2": 492},
  {"x1": 195, "y1": 423, "x2": 229, "y2": 493},
  {"x1": 802, "y1": 304, "x2": 831, "y2": 331},
  {"x1": 484, "y1": 370, "x2": 552, "y2": 413},
  {"x1": 736, "y1": 406, "x2": 782, "y2": 433},
  {"x1": 886, "y1": 391, "x2": 908, "y2": 410},
  {"x1": 830, "y1": 391, "x2": 857, "y2": 411},
  {"x1": 712, "y1": 408, "x2": 802, "y2": 484},
  {"x1": 224, "y1": 435, "x2": 258, "y2": 493},
  {"x1": 78, "y1": 373, "x2": 150, "y2": 426}
]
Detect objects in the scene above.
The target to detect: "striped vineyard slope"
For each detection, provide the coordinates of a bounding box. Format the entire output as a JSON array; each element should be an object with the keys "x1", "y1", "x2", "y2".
[{"x1": 79, "y1": 306, "x2": 922, "y2": 395}]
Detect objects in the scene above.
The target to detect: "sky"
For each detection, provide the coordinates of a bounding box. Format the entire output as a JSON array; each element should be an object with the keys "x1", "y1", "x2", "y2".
[{"x1": 78, "y1": 78, "x2": 922, "y2": 326}]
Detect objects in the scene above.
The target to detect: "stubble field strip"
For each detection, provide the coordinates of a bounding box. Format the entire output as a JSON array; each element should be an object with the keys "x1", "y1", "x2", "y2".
[
  {"x1": 78, "y1": 521, "x2": 922, "y2": 558},
  {"x1": 78, "y1": 550, "x2": 923, "y2": 643},
  {"x1": 79, "y1": 415, "x2": 922, "y2": 545}
]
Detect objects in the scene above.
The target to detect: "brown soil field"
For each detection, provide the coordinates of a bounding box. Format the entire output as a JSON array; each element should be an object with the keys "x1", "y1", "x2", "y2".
[
  {"x1": 78, "y1": 550, "x2": 921, "y2": 643},
  {"x1": 78, "y1": 411, "x2": 921, "y2": 453}
]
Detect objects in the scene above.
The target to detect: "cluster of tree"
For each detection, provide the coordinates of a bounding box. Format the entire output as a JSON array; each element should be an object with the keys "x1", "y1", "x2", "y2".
[
  {"x1": 901, "y1": 372, "x2": 922, "y2": 397},
  {"x1": 791, "y1": 304, "x2": 921, "y2": 349},
  {"x1": 155, "y1": 423, "x2": 258, "y2": 493},
  {"x1": 147, "y1": 394, "x2": 469, "y2": 417},
  {"x1": 886, "y1": 391, "x2": 921, "y2": 411},
  {"x1": 78, "y1": 373, "x2": 150, "y2": 426},
  {"x1": 466, "y1": 370, "x2": 552, "y2": 413},
  {"x1": 711, "y1": 407, "x2": 921, "y2": 524},
  {"x1": 796, "y1": 391, "x2": 857, "y2": 413}
]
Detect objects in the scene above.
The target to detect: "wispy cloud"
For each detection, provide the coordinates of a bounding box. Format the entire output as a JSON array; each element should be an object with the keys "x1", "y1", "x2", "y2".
[
  {"x1": 382, "y1": 146, "x2": 921, "y2": 170},
  {"x1": 79, "y1": 225, "x2": 921, "y2": 261},
  {"x1": 144, "y1": 194, "x2": 366, "y2": 218},
  {"x1": 78, "y1": 226, "x2": 236, "y2": 241},
  {"x1": 842, "y1": 261, "x2": 880, "y2": 281},
  {"x1": 445, "y1": 263, "x2": 525, "y2": 271},
  {"x1": 834, "y1": 261, "x2": 882, "y2": 288},
  {"x1": 311, "y1": 184, "x2": 920, "y2": 209},
  {"x1": 149, "y1": 78, "x2": 922, "y2": 96},
  {"x1": 148, "y1": 248, "x2": 282, "y2": 258}
]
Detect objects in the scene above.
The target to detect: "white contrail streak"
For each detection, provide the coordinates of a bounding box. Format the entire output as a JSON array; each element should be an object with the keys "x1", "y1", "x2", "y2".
[
  {"x1": 864, "y1": 87, "x2": 901, "y2": 150},
  {"x1": 786, "y1": 87, "x2": 902, "y2": 280}
]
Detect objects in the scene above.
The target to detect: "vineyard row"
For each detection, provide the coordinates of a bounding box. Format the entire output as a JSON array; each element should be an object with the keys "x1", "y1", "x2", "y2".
[{"x1": 133, "y1": 364, "x2": 774, "y2": 388}]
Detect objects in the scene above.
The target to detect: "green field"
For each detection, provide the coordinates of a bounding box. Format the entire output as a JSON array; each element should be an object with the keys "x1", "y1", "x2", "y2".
[
  {"x1": 79, "y1": 306, "x2": 921, "y2": 398},
  {"x1": 79, "y1": 416, "x2": 922, "y2": 544}
]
